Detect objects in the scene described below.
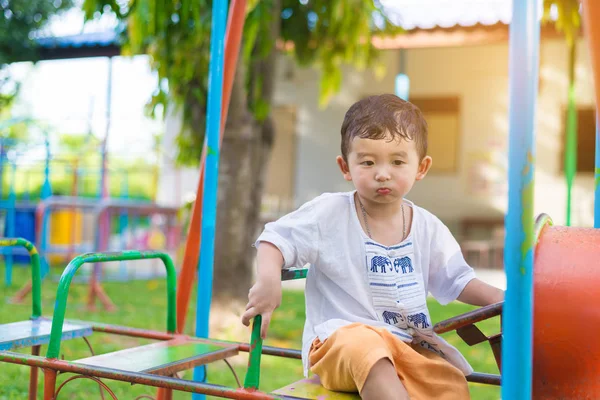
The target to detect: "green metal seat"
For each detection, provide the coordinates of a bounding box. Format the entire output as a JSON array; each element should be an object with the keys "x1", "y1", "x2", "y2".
[{"x1": 74, "y1": 337, "x2": 238, "y2": 376}]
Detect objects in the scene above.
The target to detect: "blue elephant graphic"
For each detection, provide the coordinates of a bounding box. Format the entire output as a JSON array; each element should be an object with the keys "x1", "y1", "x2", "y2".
[
  {"x1": 382, "y1": 311, "x2": 404, "y2": 324},
  {"x1": 370, "y1": 256, "x2": 392, "y2": 273},
  {"x1": 407, "y1": 313, "x2": 430, "y2": 329},
  {"x1": 393, "y1": 257, "x2": 413, "y2": 274}
]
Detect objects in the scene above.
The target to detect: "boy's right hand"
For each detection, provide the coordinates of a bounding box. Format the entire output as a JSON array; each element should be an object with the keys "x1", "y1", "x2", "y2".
[{"x1": 241, "y1": 277, "x2": 282, "y2": 339}]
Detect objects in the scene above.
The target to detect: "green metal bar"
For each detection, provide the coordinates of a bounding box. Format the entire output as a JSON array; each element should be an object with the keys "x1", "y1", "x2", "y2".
[
  {"x1": 565, "y1": 41, "x2": 578, "y2": 226},
  {"x1": 46, "y1": 250, "x2": 177, "y2": 359},
  {"x1": 0, "y1": 238, "x2": 42, "y2": 318},
  {"x1": 281, "y1": 268, "x2": 308, "y2": 281},
  {"x1": 243, "y1": 315, "x2": 263, "y2": 390},
  {"x1": 243, "y1": 267, "x2": 304, "y2": 389}
]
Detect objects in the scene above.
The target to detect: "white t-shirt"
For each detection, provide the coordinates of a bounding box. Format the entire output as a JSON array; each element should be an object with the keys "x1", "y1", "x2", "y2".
[{"x1": 256, "y1": 191, "x2": 476, "y2": 376}]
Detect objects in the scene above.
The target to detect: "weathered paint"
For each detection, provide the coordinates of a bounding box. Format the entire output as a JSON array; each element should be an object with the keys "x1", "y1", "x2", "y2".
[
  {"x1": 54, "y1": 374, "x2": 118, "y2": 400},
  {"x1": 433, "y1": 302, "x2": 502, "y2": 335},
  {"x1": 28, "y1": 345, "x2": 40, "y2": 400},
  {"x1": 0, "y1": 238, "x2": 42, "y2": 318},
  {"x1": 0, "y1": 318, "x2": 91, "y2": 351},
  {"x1": 74, "y1": 337, "x2": 238, "y2": 376},
  {"x1": 0, "y1": 351, "x2": 296, "y2": 399},
  {"x1": 533, "y1": 225, "x2": 600, "y2": 398},
  {"x1": 519, "y1": 177, "x2": 535, "y2": 277},
  {"x1": 502, "y1": 1, "x2": 540, "y2": 398},
  {"x1": 65, "y1": 319, "x2": 303, "y2": 360},
  {"x1": 193, "y1": 1, "x2": 229, "y2": 396},
  {"x1": 46, "y1": 251, "x2": 177, "y2": 359},
  {"x1": 244, "y1": 315, "x2": 264, "y2": 390},
  {"x1": 176, "y1": 0, "x2": 248, "y2": 335}
]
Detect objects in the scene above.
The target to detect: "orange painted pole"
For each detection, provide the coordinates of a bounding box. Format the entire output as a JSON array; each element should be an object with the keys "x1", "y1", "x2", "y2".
[
  {"x1": 175, "y1": 0, "x2": 247, "y2": 333},
  {"x1": 582, "y1": 1, "x2": 600, "y2": 228},
  {"x1": 582, "y1": 0, "x2": 600, "y2": 108}
]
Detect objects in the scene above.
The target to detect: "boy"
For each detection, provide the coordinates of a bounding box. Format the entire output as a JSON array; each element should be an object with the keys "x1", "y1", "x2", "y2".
[{"x1": 242, "y1": 94, "x2": 504, "y2": 399}]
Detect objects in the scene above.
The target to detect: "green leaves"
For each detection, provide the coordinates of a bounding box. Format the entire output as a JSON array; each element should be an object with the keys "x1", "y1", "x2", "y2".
[
  {"x1": 81, "y1": 0, "x2": 402, "y2": 164},
  {"x1": 543, "y1": 0, "x2": 581, "y2": 46},
  {"x1": 0, "y1": 0, "x2": 74, "y2": 111},
  {"x1": 280, "y1": 0, "x2": 402, "y2": 106}
]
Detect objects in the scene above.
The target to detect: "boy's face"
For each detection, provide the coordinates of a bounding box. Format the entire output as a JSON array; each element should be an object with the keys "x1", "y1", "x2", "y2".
[{"x1": 336, "y1": 134, "x2": 432, "y2": 205}]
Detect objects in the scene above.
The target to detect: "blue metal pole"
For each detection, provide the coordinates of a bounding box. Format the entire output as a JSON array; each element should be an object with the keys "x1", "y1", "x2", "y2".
[
  {"x1": 192, "y1": 0, "x2": 228, "y2": 396},
  {"x1": 5, "y1": 161, "x2": 16, "y2": 286},
  {"x1": 41, "y1": 131, "x2": 52, "y2": 199},
  {"x1": 595, "y1": 110, "x2": 600, "y2": 228},
  {"x1": 502, "y1": 0, "x2": 540, "y2": 399}
]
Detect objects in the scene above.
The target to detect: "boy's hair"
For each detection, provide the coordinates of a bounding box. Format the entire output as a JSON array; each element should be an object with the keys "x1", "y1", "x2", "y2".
[{"x1": 340, "y1": 94, "x2": 428, "y2": 161}]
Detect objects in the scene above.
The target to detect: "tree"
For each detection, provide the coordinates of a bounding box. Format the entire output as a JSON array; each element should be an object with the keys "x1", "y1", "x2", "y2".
[
  {"x1": 81, "y1": 0, "x2": 402, "y2": 303},
  {"x1": 0, "y1": 0, "x2": 74, "y2": 111}
]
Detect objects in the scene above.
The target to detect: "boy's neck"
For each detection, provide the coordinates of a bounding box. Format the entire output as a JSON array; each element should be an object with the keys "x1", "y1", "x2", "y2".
[{"x1": 355, "y1": 192, "x2": 404, "y2": 220}]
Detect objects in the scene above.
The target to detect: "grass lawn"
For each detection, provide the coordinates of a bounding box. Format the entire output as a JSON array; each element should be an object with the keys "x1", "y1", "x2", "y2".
[{"x1": 0, "y1": 265, "x2": 500, "y2": 399}]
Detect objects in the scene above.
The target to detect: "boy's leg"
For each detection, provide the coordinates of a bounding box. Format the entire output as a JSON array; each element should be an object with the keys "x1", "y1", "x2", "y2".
[
  {"x1": 309, "y1": 323, "x2": 402, "y2": 393},
  {"x1": 309, "y1": 323, "x2": 469, "y2": 399},
  {"x1": 361, "y1": 358, "x2": 409, "y2": 400}
]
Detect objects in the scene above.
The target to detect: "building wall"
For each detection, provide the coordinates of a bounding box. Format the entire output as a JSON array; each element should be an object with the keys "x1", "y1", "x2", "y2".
[
  {"x1": 159, "y1": 37, "x2": 597, "y2": 230},
  {"x1": 274, "y1": 37, "x2": 596, "y2": 229}
]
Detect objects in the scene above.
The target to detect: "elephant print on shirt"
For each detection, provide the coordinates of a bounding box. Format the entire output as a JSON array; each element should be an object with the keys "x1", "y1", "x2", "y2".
[
  {"x1": 382, "y1": 311, "x2": 404, "y2": 324},
  {"x1": 407, "y1": 313, "x2": 430, "y2": 329},
  {"x1": 393, "y1": 257, "x2": 413, "y2": 274},
  {"x1": 370, "y1": 256, "x2": 392, "y2": 273}
]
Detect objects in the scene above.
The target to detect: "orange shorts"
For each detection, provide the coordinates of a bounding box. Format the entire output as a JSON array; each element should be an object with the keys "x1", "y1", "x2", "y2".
[{"x1": 309, "y1": 323, "x2": 470, "y2": 399}]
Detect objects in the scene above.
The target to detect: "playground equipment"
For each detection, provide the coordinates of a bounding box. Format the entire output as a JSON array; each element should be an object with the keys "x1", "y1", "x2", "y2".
[
  {"x1": 0, "y1": 253, "x2": 501, "y2": 400},
  {"x1": 0, "y1": 134, "x2": 51, "y2": 285},
  {"x1": 11, "y1": 196, "x2": 181, "y2": 311},
  {"x1": 0, "y1": 115, "x2": 164, "y2": 287},
  {"x1": 0, "y1": 238, "x2": 92, "y2": 400}
]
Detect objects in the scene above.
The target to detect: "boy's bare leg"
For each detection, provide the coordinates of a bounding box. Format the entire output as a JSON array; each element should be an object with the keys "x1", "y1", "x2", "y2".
[{"x1": 360, "y1": 358, "x2": 409, "y2": 400}]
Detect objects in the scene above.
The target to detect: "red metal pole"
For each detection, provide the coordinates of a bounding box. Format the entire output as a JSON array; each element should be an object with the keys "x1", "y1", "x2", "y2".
[
  {"x1": 28, "y1": 345, "x2": 40, "y2": 400},
  {"x1": 175, "y1": 0, "x2": 248, "y2": 334},
  {"x1": 43, "y1": 368, "x2": 57, "y2": 400}
]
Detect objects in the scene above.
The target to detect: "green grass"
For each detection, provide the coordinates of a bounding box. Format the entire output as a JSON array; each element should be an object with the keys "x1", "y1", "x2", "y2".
[{"x1": 0, "y1": 265, "x2": 500, "y2": 399}]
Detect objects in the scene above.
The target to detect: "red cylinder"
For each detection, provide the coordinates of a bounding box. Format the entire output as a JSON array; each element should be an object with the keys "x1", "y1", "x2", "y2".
[{"x1": 533, "y1": 225, "x2": 600, "y2": 398}]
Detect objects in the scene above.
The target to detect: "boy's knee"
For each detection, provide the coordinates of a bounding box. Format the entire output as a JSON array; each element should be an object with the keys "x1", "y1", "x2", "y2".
[{"x1": 311, "y1": 324, "x2": 393, "y2": 393}]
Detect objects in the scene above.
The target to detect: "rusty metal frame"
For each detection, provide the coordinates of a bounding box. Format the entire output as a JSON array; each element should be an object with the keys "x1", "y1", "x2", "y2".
[{"x1": 0, "y1": 351, "x2": 300, "y2": 400}]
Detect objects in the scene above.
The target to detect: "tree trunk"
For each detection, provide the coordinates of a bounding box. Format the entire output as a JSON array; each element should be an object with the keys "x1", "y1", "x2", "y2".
[{"x1": 213, "y1": 0, "x2": 281, "y2": 304}]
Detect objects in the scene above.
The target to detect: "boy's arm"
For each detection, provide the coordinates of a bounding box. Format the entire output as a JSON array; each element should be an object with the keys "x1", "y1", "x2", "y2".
[
  {"x1": 457, "y1": 278, "x2": 505, "y2": 307},
  {"x1": 241, "y1": 242, "x2": 284, "y2": 339}
]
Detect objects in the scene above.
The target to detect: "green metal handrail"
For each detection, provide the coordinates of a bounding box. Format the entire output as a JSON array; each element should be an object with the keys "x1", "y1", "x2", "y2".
[
  {"x1": 0, "y1": 238, "x2": 41, "y2": 318},
  {"x1": 46, "y1": 250, "x2": 177, "y2": 359},
  {"x1": 243, "y1": 266, "x2": 308, "y2": 390}
]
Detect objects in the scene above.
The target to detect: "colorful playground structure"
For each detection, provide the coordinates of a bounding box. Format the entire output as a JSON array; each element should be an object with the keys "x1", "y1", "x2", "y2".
[
  {"x1": 1, "y1": 0, "x2": 600, "y2": 399},
  {"x1": 0, "y1": 119, "x2": 182, "y2": 310}
]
